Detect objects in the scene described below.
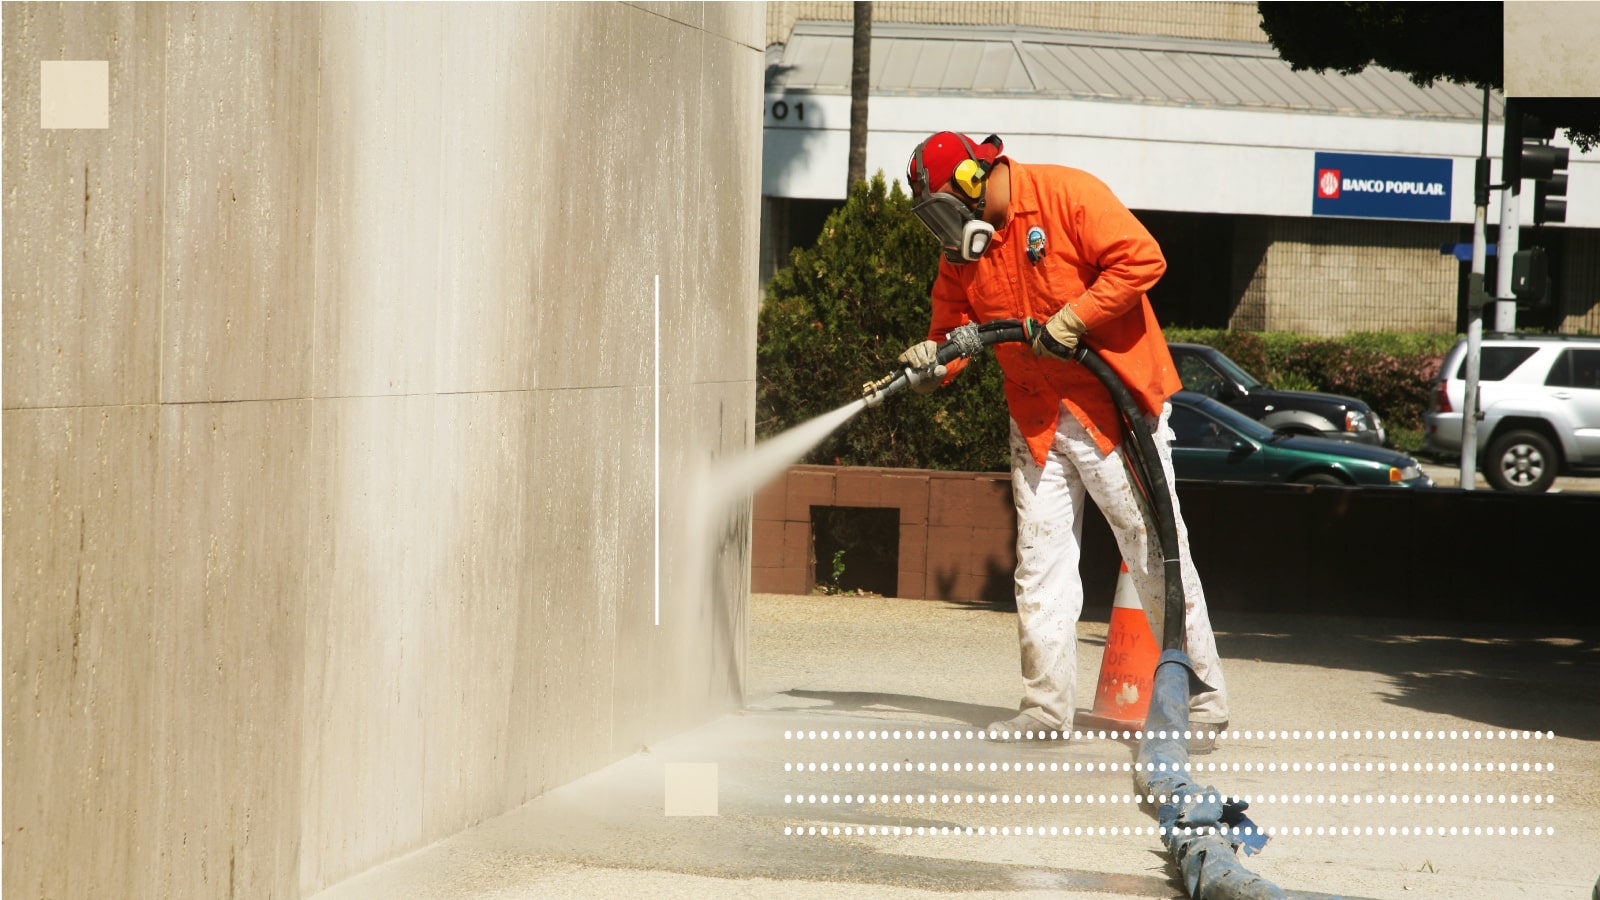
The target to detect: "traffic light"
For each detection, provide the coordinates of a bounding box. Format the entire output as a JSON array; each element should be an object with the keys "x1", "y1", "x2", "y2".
[
  {"x1": 1533, "y1": 163, "x2": 1568, "y2": 225},
  {"x1": 1520, "y1": 114, "x2": 1569, "y2": 225},
  {"x1": 1511, "y1": 247, "x2": 1548, "y2": 302}
]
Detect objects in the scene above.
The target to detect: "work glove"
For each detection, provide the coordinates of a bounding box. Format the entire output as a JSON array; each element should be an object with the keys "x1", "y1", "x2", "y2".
[
  {"x1": 1032, "y1": 304, "x2": 1087, "y2": 362},
  {"x1": 898, "y1": 340, "x2": 946, "y2": 395}
]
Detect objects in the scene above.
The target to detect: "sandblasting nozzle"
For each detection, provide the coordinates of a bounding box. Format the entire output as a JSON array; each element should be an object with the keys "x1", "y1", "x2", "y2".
[{"x1": 861, "y1": 371, "x2": 898, "y2": 407}]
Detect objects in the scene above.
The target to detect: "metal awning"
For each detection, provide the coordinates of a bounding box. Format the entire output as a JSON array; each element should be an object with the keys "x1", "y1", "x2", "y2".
[{"x1": 767, "y1": 21, "x2": 1502, "y2": 123}]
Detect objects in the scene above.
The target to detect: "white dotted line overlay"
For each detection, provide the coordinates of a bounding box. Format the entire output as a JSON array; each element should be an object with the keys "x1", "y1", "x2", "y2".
[
  {"x1": 783, "y1": 760, "x2": 1554, "y2": 774},
  {"x1": 782, "y1": 824, "x2": 1555, "y2": 838},
  {"x1": 783, "y1": 792, "x2": 1554, "y2": 806},
  {"x1": 784, "y1": 728, "x2": 1557, "y2": 742}
]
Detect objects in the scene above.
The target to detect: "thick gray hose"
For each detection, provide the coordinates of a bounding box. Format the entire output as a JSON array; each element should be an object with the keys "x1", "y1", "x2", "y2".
[{"x1": 863, "y1": 319, "x2": 1313, "y2": 900}]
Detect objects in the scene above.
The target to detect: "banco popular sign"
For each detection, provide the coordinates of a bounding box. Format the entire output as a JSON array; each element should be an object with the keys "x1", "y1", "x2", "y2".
[{"x1": 1313, "y1": 152, "x2": 1452, "y2": 221}]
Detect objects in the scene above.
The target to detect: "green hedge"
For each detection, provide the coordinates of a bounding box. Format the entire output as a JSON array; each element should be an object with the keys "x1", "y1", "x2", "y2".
[
  {"x1": 758, "y1": 176, "x2": 1459, "y2": 469},
  {"x1": 1164, "y1": 328, "x2": 1456, "y2": 438}
]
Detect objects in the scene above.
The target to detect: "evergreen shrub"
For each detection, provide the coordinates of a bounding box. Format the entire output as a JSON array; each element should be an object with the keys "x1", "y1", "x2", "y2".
[{"x1": 756, "y1": 173, "x2": 1011, "y2": 472}]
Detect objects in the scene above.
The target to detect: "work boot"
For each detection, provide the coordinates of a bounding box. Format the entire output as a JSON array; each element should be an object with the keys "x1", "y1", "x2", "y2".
[
  {"x1": 1188, "y1": 720, "x2": 1229, "y2": 755},
  {"x1": 983, "y1": 712, "x2": 1068, "y2": 742}
]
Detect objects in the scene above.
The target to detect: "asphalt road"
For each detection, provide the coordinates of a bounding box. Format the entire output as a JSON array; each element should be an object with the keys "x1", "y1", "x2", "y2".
[{"x1": 313, "y1": 594, "x2": 1600, "y2": 900}]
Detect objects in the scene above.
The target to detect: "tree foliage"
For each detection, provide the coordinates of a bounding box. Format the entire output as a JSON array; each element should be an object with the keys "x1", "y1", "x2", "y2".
[
  {"x1": 1515, "y1": 98, "x2": 1600, "y2": 154},
  {"x1": 756, "y1": 173, "x2": 1012, "y2": 472},
  {"x1": 1257, "y1": 2, "x2": 1502, "y2": 90},
  {"x1": 1257, "y1": 4, "x2": 1600, "y2": 151}
]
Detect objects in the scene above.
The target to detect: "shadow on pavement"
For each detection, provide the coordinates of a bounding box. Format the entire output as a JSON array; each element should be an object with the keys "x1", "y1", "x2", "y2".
[
  {"x1": 771, "y1": 689, "x2": 1018, "y2": 729},
  {"x1": 1213, "y1": 612, "x2": 1600, "y2": 741}
]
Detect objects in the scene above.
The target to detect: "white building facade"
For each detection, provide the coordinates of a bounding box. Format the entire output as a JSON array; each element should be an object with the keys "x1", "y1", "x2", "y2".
[{"x1": 762, "y1": 16, "x2": 1600, "y2": 335}]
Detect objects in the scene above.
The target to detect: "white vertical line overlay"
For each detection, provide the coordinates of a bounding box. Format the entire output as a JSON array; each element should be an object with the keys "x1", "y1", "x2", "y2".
[{"x1": 654, "y1": 273, "x2": 661, "y2": 626}]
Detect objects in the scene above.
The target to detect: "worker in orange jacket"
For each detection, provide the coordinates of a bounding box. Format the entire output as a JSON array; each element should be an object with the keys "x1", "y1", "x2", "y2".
[{"x1": 899, "y1": 131, "x2": 1229, "y2": 747}]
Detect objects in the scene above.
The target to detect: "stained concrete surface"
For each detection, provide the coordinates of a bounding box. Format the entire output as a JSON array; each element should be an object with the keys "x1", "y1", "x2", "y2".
[
  {"x1": 3, "y1": 4, "x2": 764, "y2": 895},
  {"x1": 311, "y1": 593, "x2": 1600, "y2": 900}
]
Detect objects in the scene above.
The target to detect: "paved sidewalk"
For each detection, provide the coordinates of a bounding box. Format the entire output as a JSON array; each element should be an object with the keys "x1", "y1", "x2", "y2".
[
  {"x1": 314, "y1": 594, "x2": 1600, "y2": 900},
  {"x1": 1418, "y1": 461, "x2": 1600, "y2": 493}
]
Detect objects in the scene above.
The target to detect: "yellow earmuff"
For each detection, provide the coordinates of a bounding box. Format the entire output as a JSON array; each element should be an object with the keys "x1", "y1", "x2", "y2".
[{"x1": 952, "y1": 157, "x2": 987, "y2": 199}]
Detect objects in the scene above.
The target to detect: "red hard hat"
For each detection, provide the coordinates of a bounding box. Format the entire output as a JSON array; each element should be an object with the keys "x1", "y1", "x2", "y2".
[{"x1": 907, "y1": 132, "x2": 1003, "y2": 200}]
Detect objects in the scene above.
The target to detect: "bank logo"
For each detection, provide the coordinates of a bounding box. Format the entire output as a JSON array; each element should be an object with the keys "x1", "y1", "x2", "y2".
[
  {"x1": 1313, "y1": 152, "x2": 1452, "y2": 222},
  {"x1": 1317, "y1": 169, "x2": 1342, "y2": 199}
]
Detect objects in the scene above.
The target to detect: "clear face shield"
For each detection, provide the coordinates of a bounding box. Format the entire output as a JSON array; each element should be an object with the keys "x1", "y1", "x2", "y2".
[{"x1": 912, "y1": 192, "x2": 995, "y2": 264}]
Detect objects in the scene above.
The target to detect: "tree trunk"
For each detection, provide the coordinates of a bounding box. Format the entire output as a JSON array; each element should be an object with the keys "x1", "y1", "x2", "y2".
[{"x1": 847, "y1": 2, "x2": 872, "y2": 192}]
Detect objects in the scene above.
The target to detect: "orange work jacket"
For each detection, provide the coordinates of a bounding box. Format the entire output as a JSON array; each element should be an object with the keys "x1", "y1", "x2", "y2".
[{"x1": 928, "y1": 159, "x2": 1182, "y2": 466}]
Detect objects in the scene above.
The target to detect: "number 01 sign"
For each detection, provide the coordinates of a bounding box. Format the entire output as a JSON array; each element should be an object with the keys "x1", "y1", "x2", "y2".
[{"x1": 766, "y1": 98, "x2": 807, "y2": 124}]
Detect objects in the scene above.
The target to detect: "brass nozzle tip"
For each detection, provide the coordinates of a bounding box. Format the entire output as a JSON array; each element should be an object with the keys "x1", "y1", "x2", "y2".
[{"x1": 862, "y1": 372, "x2": 895, "y2": 395}]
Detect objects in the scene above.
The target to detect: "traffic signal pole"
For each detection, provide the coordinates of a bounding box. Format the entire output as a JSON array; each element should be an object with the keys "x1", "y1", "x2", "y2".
[
  {"x1": 1460, "y1": 89, "x2": 1494, "y2": 491},
  {"x1": 1495, "y1": 98, "x2": 1521, "y2": 334}
]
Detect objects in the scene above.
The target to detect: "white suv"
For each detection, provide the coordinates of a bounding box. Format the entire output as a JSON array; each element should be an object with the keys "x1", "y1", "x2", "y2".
[{"x1": 1423, "y1": 333, "x2": 1600, "y2": 492}]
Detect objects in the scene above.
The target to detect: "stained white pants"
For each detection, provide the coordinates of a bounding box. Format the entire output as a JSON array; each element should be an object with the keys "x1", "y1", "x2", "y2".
[{"x1": 1007, "y1": 402, "x2": 1229, "y2": 729}]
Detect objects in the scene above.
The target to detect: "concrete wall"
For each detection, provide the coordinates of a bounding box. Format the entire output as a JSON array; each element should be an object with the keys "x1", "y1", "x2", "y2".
[{"x1": 2, "y1": 3, "x2": 763, "y2": 897}]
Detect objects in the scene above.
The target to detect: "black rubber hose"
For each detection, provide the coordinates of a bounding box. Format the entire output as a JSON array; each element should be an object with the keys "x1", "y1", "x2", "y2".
[
  {"x1": 933, "y1": 319, "x2": 1035, "y2": 364},
  {"x1": 1065, "y1": 343, "x2": 1186, "y2": 652},
  {"x1": 869, "y1": 317, "x2": 1185, "y2": 649},
  {"x1": 863, "y1": 320, "x2": 1039, "y2": 408},
  {"x1": 942, "y1": 317, "x2": 1186, "y2": 650}
]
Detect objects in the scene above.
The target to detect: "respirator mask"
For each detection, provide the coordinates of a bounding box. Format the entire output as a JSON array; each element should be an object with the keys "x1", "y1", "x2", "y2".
[
  {"x1": 912, "y1": 192, "x2": 995, "y2": 264},
  {"x1": 907, "y1": 133, "x2": 1003, "y2": 265}
]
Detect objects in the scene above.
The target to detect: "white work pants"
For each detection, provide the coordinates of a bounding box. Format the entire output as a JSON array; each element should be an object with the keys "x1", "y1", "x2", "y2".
[{"x1": 1007, "y1": 402, "x2": 1229, "y2": 730}]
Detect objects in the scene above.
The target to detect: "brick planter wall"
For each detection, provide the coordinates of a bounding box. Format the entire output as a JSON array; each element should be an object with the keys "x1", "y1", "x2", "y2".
[
  {"x1": 753, "y1": 465, "x2": 1600, "y2": 626},
  {"x1": 752, "y1": 465, "x2": 1018, "y2": 603}
]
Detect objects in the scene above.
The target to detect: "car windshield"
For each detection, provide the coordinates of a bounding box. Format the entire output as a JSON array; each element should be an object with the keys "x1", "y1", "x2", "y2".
[
  {"x1": 1176, "y1": 392, "x2": 1277, "y2": 442},
  {"x1": 1206, "y1": 351, "x2": 1263, "y2": 390}
]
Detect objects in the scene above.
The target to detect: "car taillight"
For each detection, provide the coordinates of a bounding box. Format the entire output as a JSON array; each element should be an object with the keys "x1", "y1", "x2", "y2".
[{"x1": 1432, "y1": 381, "x2": 1452, "y2": 413}]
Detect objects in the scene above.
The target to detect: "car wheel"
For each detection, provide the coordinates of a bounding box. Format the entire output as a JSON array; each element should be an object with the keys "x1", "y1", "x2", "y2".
[
  {"x1": 1293, "y1": 472, "x2": 1348, "y2": 486},
  {"x1": 1484, "y1": 429, "x2": 1559, "y2": 493}
]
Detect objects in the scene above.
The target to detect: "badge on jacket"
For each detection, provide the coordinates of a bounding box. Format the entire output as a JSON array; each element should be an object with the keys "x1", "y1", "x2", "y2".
[{"x1": 1026, "y1": 226, "x2": 1046, "y2": 264}]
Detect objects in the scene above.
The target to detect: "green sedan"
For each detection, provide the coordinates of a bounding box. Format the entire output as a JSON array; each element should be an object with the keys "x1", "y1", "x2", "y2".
[{"x1": 1169, "y1": 391, "x2": 1432, "y2": 488}]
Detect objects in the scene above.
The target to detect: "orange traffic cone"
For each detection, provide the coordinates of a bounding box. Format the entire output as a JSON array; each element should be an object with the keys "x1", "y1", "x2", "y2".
[{"x1": 1084, "y1": 561, "x2": 1160, "y2": 730}]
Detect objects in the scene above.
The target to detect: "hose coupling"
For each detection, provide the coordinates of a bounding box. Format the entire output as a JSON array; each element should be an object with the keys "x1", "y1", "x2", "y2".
[{"x1": 944, "y1": 322, "x2": 985, "y2": 360}]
